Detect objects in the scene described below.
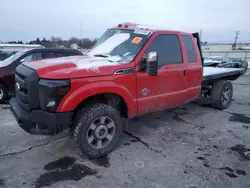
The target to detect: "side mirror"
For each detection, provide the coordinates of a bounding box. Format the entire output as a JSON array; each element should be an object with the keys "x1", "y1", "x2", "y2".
[
  {"x1": 146, "y1": 52, "x2": 158, "y2": 76},
  {"x1": 20, "y1": 59, "x2": 25, "y2": 63},
  {"x1": 138, "y1": 54, "x2": 147, "y2": 71}
]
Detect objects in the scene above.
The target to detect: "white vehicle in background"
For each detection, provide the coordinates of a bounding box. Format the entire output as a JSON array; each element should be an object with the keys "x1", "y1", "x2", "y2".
[
  {"x1": 204, "y1": 56, "x2": 234, "y2": 68},
  {"x1": 0, "y1": 44, "x2": 44, "y2": 52},
  {"x1": 0, "y1": 44, "x2": 45, "y2": 60}
]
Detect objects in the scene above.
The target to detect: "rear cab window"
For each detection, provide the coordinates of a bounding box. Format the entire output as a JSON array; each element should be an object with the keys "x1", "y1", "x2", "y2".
[
  {"x1": 182, "y1": 35, "x2": 197, "y2": 62},
  {"x1": 43, "y1": 51, "x2": 65, "y2": 58}
]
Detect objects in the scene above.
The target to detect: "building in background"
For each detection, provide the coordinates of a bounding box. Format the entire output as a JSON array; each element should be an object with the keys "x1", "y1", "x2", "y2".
[
  {"x1": 201, "y1": 43, "x2": 250, "y2": 61},
  {"x1": 70, "y1": 43, "x2": 79, "y2": 49},
  {"x1": 202, "y1": 43, "x2": 250, "y2": 52},
  {"x1": 202, "y1": 44, "x2": 232, "y2": 52}
]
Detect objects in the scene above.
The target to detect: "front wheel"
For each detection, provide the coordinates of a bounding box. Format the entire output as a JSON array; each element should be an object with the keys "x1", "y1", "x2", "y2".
[
  {"x1": 210, "y1": 80, "x2": 233, "y2": 110},
  {"x1": 0, "y1": 84, "x2": 8, "y2": 104},
  {"x1": 72, "y1": 103, "x2": 124, "y2": 158}
]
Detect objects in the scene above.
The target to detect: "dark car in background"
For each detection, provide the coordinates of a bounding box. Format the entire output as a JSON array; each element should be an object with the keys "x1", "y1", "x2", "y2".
[
  {"x1": 0, "y1": 48, "x2": 83, "y2": 103},
  {"x1": 229, "y1": 57, "x2": 249, "y2": 73},
  {"x1": 203, "y1": 56, "x2": 234, "y2": 68}
]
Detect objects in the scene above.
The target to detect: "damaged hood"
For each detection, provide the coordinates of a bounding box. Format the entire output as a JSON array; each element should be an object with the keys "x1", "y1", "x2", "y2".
[
  {"x1": 204, "y1": 59, "x2": 221, "y2": 65},
  {"x1": 23, "y1": 55, "x2": 129, "y2": 79}
]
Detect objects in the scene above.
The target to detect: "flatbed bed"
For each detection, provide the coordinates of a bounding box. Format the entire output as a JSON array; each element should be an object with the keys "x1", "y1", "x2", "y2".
[{"x1": 202, "y1": 67, "x2": 244, "y2": 83}]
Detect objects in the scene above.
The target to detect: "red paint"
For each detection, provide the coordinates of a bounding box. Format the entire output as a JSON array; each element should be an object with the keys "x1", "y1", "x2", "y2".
[
  {"x1": 23, "y1": 25, "x2": 202, "y2": 118},
  {"x1": 57, "y1": 73, "x2": 138, "y2": 117}
]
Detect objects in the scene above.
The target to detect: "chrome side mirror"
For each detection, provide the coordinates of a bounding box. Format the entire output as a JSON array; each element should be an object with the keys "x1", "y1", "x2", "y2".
[
  {"x1": 20, "y1": 59, "x2": 25, "y2": 63},
  {"x1": 146, "y1": 52, "x2": 158, "y2": 76}
]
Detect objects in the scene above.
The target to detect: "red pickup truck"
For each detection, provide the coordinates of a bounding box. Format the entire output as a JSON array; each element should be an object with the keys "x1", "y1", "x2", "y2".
[{"x1": 10, "y1": 23, "x2": 243, "y2": 158}]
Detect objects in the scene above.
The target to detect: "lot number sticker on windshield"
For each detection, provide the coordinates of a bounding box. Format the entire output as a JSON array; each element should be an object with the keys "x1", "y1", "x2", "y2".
[
  {"x1": 131, "y1": 37, "x2": 143, "y2": 44},
  {"x1": 134, "y1": 30, "x2": 151, "y2": 35}
]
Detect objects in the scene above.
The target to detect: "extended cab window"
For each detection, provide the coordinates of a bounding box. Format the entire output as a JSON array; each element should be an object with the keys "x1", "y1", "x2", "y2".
[
  {"x1": 182, "y1": 35, "x2": 197, "y2": 62},
  {"x1": 145, "y1": 34, "x2": 183, "y2": 67}
]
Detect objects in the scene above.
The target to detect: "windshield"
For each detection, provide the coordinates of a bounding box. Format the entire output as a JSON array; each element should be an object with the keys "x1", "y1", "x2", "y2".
[
  {"x1": 88, "y1": 29, "x2": 151, "y2": 62},
  {"x1": 0, "y1": 51, "x2": 25, "y2": 67}
]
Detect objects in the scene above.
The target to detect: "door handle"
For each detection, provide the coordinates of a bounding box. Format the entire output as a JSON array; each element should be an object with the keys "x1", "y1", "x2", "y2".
[{"x1": 183, "y1": 70, "x2": 187, "y2": 77}]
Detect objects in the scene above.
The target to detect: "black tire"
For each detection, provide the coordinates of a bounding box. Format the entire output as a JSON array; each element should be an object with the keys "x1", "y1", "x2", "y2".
[
  {"x1": 210, "y1": 80, "x2": 233, "y2": 110},
  {"x1": 0, "y1": 84, "x2": 8, "y2": 104},
  {"x1": 72, "y1": 103, "x2": 123, "y2": 158},
  {"x1": 243, "y1": 66, "x2": 248, "y2": 74}
]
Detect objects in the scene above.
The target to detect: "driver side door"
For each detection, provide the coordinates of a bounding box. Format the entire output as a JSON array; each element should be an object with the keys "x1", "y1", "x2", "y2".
[{"x1": 136, "y1": 32, "x2": 187, "y2": 116}]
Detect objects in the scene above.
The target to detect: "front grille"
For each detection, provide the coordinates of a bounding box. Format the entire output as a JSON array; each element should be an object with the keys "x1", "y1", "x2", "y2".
[
  {"x1": 15, "y1": 72, "x2": 28, "y2": 105},
  {"x1": 15, "y1": 64, "x2": 40, "y2": 109}
]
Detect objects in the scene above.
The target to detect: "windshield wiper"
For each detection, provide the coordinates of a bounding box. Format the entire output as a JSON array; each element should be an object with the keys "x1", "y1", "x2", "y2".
[
  {"x1": 93, "y1": 54, "x2": 109, "y2": 58},
  {"x1": 92, "y1": 54, "x2": 122, "y2": 63}
]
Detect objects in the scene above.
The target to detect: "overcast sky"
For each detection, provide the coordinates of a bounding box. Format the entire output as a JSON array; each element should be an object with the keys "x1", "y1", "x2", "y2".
[{"x1": 1, "y1": 0, "x2": 250, "y2": 42}]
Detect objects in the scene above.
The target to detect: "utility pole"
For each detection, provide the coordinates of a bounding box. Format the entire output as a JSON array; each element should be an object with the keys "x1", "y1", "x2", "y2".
[
  {"x1": 200, "y1": 29, "x2": 203, "y2": 42},
  {"x1": 80, "y1": 19, "x2": 83, "y2": 49},
  {"x1": 232, "y1": 31, "x2": 240, "y2": 50}
]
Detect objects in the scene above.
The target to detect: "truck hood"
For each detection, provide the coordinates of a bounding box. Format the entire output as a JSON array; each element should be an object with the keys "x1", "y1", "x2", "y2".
[{"x1": 23, "y1": 55, "x2": 129, "y2": 79}]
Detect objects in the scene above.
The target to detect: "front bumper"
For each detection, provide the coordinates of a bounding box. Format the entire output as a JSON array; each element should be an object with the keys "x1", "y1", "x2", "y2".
[{"x1": 10, "y1": 97, "x2": 73, "y2": 135}]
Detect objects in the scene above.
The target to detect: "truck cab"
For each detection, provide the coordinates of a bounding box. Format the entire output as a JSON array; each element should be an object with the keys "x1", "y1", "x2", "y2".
[{"x1": 10, "y1": 23, "x2": 232, "y2": 158}]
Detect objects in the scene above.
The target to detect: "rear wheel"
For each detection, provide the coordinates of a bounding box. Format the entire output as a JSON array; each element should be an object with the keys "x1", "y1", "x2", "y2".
[
  {"x1": 72, "y1": 103, "x2": 123, "y2": 158},
  {"x1": 0, "y1": 84, "x2": 8, "y2": 104},
  {"x1": 210, "y1": 80, "x2": 233, "y2": 110}
]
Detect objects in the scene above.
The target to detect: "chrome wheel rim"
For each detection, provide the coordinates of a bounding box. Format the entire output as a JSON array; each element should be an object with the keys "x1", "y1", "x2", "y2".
[
  {"x1": 0, "y1": 89, "x2": 3, "y2": 100},
  {"x1": 87, "y1": 116, "x2": 115, "y2": 149},
  {"x1": 221, "y1": 86, "x2": 231, "y2": 105}
]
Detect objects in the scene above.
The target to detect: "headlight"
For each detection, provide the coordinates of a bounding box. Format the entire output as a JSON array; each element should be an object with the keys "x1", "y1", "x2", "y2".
[{"x1": 39, "y1": 79, "x2": 71, "y2": 112}]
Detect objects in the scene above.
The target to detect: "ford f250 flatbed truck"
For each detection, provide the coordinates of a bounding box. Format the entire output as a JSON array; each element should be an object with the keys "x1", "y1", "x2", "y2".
[{"x1": 10, "y1": 23, "x2": 244, "y2": 158}]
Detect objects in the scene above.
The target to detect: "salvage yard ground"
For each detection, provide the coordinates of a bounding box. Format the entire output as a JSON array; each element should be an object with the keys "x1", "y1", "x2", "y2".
[{"x1": 0, "y1": 71, "x2": 250, "y2": 188}]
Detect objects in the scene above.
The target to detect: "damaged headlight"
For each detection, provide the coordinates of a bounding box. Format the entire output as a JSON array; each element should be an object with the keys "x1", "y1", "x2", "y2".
[{"x1": 38, "y1": 79, "x2": 71, "y2": 112}]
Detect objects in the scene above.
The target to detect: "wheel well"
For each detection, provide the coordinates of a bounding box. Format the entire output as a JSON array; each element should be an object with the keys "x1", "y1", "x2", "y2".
[
  {"x1": 201, "y1": 79, "x2": 234, "y2": 97},
  {"x1": 74, "y1": 93, "x2": 128, "y2": 118},
  {"x1": 0, "y1": 80, "x2": 9, "y2": 91}
]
